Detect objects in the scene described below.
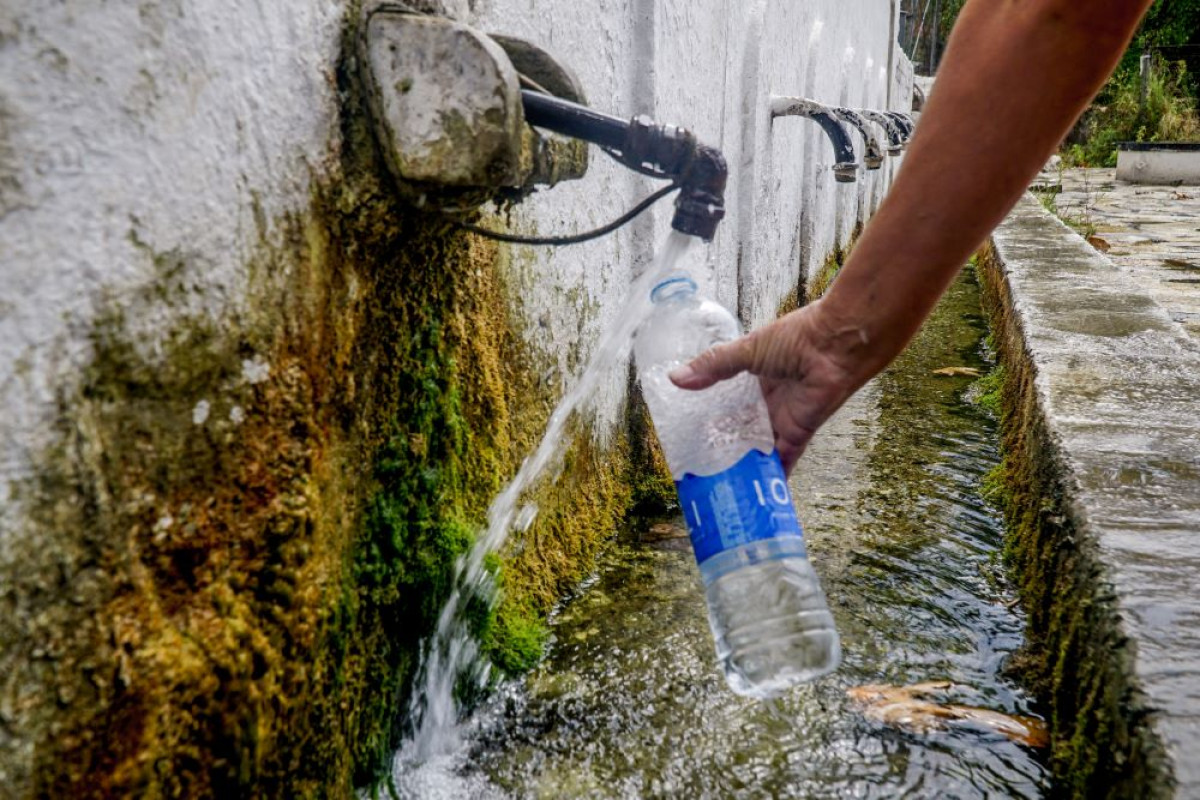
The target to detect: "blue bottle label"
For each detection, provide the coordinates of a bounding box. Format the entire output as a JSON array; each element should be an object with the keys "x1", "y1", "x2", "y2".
[{"x1": 675, "y1": 449, "x2": 806, "y2": 565}]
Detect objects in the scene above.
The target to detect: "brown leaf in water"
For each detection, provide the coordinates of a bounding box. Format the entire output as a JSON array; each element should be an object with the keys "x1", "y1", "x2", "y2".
[
  {"x1": 931, "y1": 366, "x2": 980, "y2": 378},
  {"x1": 1086, "y1": 235, "x2": 1111, "y2": 252},
  {"x1": 641, "y1": 521, "x2": 688, "y2": 542},
  {"x1": 847, "y1": 681, "x2": 1049, "y2": 749}
]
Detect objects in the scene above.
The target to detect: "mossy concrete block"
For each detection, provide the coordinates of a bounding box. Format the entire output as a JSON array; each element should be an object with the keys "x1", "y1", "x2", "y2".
[
  {"x1": 362, "y1": 10, "x2": 525, "y2": 187},
  {"x1": 981, "y1": 193, "x2": 1200, "y2": 797}
]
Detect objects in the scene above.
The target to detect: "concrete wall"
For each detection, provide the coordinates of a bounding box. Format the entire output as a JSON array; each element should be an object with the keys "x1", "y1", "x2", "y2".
[
  {"x1": 0, "y1": 1, "x2": 343, "y2": 552},
  {"x1": 472, "y1": 0, "x2": 913, "y2": 349},
  {"x1": 0, "y1": 0, "x2": 911, "y2": 794},
  {"x1": 1116, "y1": 145, "x2": 1200, "y2": 185}
]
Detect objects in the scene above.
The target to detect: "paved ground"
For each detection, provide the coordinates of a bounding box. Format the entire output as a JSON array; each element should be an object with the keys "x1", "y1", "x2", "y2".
[
  {"x1": 990, "y1": 186, "x2": 1200, "y2": 796},
  {"x1": 1034, "y1": 167, "x2": 1200, "y2": 337}
]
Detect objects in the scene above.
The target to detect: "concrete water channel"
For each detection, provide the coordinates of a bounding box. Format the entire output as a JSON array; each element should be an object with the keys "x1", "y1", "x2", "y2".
[
  {"x1": 982, "y1": 184, "x2": 1200, "y2": 798},
  {"x1": 396, "y1": 172, "x2": 1200, "y2": 798},
  {"x1": 396, "y1": 270, "x2": 1051, "y2": 798}
]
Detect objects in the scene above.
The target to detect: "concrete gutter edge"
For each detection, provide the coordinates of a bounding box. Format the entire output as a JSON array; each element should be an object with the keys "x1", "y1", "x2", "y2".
[{"x1": 981, "y1": 193, "x2": 1200, "y2": 797}]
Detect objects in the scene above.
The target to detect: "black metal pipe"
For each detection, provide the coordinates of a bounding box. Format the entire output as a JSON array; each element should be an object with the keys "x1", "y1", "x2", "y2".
[
  {"x1": 770, "y1": 97, "x2": 859, "y2": 182},
  {"x1": 519, "y1": 89, "x2": 727, "y2": 241},
  {"x1": 831, "y1": 107, "x2": 884, "y2": 170},
  {"x1": 521, "y1": 89, "x2": 629, "y2": 151},
  {"x1": 672, "y1": 144, "x2": 727, "y2": 242}
]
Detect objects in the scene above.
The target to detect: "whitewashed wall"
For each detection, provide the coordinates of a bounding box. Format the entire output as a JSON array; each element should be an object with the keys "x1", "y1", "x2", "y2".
[
  {"x1": 0, "y1": 0, "x2": 344, "y2": 554},
  {"x1": 471, "y1": 0, "x2": 913, "y2": 389},
  {"x1": 1, "y1": 0, "x2": 911, "y2": 555},
  {"x1": 0, "y1": 0, "x2": 910, "y2": 786}
]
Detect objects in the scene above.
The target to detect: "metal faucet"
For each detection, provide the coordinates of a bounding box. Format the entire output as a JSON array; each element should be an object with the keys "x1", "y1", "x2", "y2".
[
  {"x1": 856, "y1": 109, "x2": 908, "y2": 154},
  {"x1": 769, "y1": 96, "x2": 858, "y2": 183},
  {"x1": 521, "y1": 90, "x2": 727, "y2": 241},
  {"x1": 885, "y1": 111, "x2": 916, "y2": 140},
  {"x1": 830, "y1": 108, "x2": 884, "y2": 170}
]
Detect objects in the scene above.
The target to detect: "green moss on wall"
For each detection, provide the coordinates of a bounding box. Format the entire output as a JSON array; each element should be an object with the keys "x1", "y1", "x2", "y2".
[
  {"x1": 625, "y1": 380, "x2": 676, "y2": 519},
  {"x1": 10, "y1": 13, "x2": 639, "y2": 799},
  {"x1": 803, "y1": 224, "x2": 861, "y2": 303},
  {"x1": 975, "y1": 243, "x2": 1171, "y2": 799}
]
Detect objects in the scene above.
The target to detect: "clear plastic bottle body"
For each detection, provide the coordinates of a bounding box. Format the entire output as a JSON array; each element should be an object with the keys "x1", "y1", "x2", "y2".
[{"x1": 633, "y1": 276, "x2": 840, "y2": 698}]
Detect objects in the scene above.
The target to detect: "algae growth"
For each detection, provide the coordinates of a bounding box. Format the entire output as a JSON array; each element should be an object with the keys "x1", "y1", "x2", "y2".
[
  {"x1": 464, "y1": 264, "x2": 1048, "y2": 799},
  {"x1": 6, "y1": 17, "x2": 638, "y2": 800},
  {"x1": 975, "y1": 245, "x2": 1170, "y2": 799}
]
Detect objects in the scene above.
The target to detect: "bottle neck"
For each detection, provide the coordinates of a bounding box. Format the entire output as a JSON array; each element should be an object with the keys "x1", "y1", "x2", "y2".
[{"x1": 650, "y1": 274, "x2": 698, "y2": 305}]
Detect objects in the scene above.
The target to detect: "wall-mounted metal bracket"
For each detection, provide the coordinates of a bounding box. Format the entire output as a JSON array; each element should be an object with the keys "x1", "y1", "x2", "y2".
[{"x1": 358, "y1": 4, "x2": 588, "y2": 206}]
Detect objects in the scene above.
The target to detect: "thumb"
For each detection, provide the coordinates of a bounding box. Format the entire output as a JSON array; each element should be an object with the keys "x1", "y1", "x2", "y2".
[{"x1": 669, "y1": 335, "x2": 756, "y2": 390}]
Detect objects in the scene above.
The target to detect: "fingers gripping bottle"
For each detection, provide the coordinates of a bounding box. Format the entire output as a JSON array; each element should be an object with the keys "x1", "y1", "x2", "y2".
[{"x1": 633, "y1": 275, "x2": 840, "y2": 698}]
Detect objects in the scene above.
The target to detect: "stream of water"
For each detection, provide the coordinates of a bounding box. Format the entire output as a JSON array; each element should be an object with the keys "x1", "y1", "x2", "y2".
[
  {"x1": 393, "y1": 232, "x2": 695, "y2": 771},
  {"x1": 391, "y1": 265, "x2": 1048, "y2": 798}
]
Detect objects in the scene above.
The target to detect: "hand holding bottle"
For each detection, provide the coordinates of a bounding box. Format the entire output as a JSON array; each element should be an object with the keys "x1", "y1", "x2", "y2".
[
  {"x1": 669, "y1": 297, "x2": 879, "y2": 474},
  {"x1": 635, "y1": 276, "x2": 840, "y2": 697}
]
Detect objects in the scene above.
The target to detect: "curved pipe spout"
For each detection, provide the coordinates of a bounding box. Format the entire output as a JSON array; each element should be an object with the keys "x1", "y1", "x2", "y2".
[
  {"x1": 884, "y1": 111, "x2": 916, "y2": 140},
  {"x1": 856, "y1": 109, "x2": 907, "y2": 154},
  {"x1": 831, "y1": 107, "x2": 884, "y2": 170},
  {"x1": 769, "y1": 96, "x2": 859, "y2": 182}
]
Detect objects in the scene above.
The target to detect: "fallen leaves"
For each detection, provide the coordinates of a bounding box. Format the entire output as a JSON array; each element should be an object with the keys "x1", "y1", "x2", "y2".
[
  {"x1": 931, "y1": 366, "x2": 980, "y2": 378},
  {"x1": 641, "y1": 520, "x2": 688, "y2": 542},
  {"x1": 846, "y1": 681, "x2": 1049, "y2": 748}
]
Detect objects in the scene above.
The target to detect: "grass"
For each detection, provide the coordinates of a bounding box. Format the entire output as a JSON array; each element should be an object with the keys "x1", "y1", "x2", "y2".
[
  {"x1": 1067, "y1": 55, "x2": 1200, "y2": 167},
  {"x1": 1031, "y1": 168, "x2": 1099, "y2": 240}
]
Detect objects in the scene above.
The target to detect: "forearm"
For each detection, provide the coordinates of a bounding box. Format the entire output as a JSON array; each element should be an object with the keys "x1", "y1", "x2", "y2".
[{"x1": 820, "y1": 0, "x2": 1152, "y2": 374}]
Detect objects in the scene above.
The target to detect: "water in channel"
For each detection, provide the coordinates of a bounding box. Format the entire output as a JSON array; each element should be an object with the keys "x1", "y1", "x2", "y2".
[{"x1": 395, "y1": 267, "x2": 1048, "y2": 798}]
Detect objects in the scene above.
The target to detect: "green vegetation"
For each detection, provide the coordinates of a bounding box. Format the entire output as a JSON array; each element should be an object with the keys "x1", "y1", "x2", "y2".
[
  {"x1": 971, "y1": 362, "x2": 1005, "y2": 419},
  {"x1": 927, "y1": 0, "x2": 1200, "y2": 166},
  {"x1": 1032, "y1": 185, "x2": 1059, "y2": 216},
  {"x1": 804, "y1": 232, "x2": 856, "y2": 302},
  {"x1": 17, "y1": 15, "x2": 642, "y2": 798},
  {"x1": 1063, "y1": 0, "x2": 1200, "y2": 165},
  {"x1": 1127, "y1": 0, "x2": 1200, "y2": 62},
  {"x1": 1067, "y1": 54, "x2": 1200, "y2": 167}
]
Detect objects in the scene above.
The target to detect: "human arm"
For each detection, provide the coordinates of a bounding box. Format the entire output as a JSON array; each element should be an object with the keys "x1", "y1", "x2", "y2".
[{"x1": 671, "y1": 0, "x2": 1155, "y2": 472}]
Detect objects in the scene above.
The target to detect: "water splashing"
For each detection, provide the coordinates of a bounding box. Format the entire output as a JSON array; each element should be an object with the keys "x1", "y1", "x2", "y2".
[{"x1": 393, "y1": 231, "x2": 695, "y2": 775}]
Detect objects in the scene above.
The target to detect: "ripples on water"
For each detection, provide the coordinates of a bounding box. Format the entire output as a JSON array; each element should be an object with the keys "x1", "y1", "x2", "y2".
[{"x1": 394, "y1": 271, "x2": 1048, "y2": 798}]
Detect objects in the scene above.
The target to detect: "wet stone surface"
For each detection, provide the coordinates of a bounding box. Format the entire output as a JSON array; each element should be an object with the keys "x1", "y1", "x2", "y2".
[
  {"x1": 1033, "y1": 167, "x2": 1200, "y2": 339},
  {"x1": 991, "y1": 194, "x2": 1200, "y2": 795}
]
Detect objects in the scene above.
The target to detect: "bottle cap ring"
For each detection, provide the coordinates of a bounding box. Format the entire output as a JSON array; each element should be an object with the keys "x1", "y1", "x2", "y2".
[{"x1": 650, "y1": 275, "x2": 698, "y2": 302}]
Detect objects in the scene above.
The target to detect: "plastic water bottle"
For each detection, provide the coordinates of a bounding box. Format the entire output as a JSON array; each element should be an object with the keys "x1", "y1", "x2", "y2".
[{"x1": 633, "y1": 275, "x2": 840, "y2": 698}]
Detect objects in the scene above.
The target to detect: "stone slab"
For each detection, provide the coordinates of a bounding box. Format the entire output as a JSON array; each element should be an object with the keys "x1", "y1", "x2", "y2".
[
  {"x1": 1034, "y1": 168, "x2": 1200, "y2": 338},
  {"x1": 992, "y1": 194, "x2": 1200, "y2": 796},
  {"x1": 1117, "y1": 146, "x2": 1200, "y2": 185}
]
